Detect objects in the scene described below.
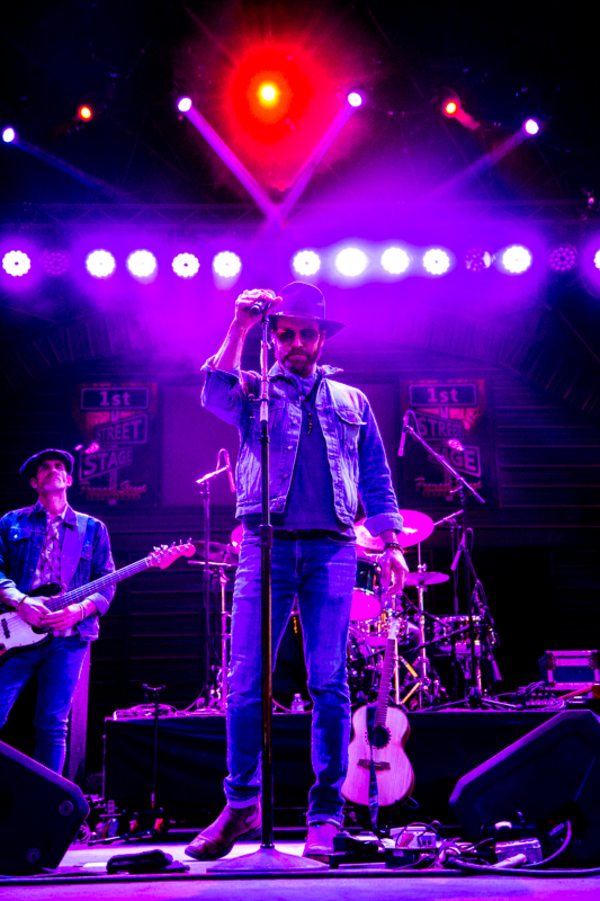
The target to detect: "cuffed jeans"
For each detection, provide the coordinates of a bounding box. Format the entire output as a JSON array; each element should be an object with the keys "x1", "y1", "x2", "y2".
[
  {"x1": 225, "y1": 533, "x2": 357, "y2": 826},
  {"x1": 0, "y1": 634, "x2": 89, "y2": 773}
]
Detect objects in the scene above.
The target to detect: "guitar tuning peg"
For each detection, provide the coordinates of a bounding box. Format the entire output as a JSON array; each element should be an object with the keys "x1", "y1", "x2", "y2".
[
  {"x1": 153, "y1": 546, "x2": 159, "y2": 552},
  {"x1": 171, "y1": 540, "x2": 176, "y2": 547}
]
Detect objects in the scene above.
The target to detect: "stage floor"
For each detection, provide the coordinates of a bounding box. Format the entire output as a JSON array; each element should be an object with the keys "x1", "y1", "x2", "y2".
[{"x1": 2, "y1": 840, "x2": 599, "y2": 899}]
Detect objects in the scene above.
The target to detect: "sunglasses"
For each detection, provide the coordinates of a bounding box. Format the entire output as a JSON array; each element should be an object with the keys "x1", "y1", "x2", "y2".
[{"x1": 274, "y1": 327, "x2": 320, "y2": 344}]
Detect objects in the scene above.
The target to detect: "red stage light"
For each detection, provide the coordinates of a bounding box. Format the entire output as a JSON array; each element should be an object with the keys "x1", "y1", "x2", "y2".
[
  {"x1": 78, "y1": 105, "x2": 93, "y2": 121},
  {"x1": 445, "y1": 101, "x2": 458, "y2": 116},
  {"x1": 230, "y1": 48, "x2": 313, "y2": 144}
]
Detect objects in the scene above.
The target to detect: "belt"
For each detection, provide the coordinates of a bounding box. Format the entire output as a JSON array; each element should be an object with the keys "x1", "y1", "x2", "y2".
[{"x1": 273, "y1": 529, "x2": 352, "y2": 541}]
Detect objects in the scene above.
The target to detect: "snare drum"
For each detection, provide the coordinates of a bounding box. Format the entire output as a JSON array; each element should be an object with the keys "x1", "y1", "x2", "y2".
[{"x1": 350, "y1": 559, "x2": 382, "y2": 621}]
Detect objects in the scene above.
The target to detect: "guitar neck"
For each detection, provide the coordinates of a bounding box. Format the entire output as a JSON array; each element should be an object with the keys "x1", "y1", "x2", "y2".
[
  {"x1": 374, "y1": 634, "x2": 397, "y2": 726},
  {"x1": 46, "y1": 557, "x2": 152, "y2": 612}
]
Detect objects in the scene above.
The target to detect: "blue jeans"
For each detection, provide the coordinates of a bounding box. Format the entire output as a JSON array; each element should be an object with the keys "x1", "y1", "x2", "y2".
[
  {"x1": 0, "y1": 634, "x2": 89, "y2": 773},
  {"x1": 225, "y1": 533, "x2": 357, "y2": 826}
]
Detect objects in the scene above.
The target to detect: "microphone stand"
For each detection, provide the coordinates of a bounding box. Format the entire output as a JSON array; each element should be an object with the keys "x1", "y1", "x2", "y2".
[
  {"x1": 210, "y1": 314, "x2": 326, "y2": 873},
  {"x1": 401, "y1": 416, "x2": 489, "y2": 706}
]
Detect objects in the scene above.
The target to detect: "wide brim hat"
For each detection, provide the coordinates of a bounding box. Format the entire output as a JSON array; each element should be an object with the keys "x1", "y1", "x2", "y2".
[
  {"x1": 269, "y1": 282, "x2": 345, "y2": 338},
  {"x1": 20, "y1": 448, "x2": 75, "y2": 481}
]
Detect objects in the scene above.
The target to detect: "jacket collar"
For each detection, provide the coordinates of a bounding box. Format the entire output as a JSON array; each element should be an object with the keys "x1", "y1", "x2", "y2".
[
  {"x1": 32, "y1": 498, "x2": 76, "y2": 526},
  {"x1": 268, "y1": 362, "x2": 343, "y2": 379}
]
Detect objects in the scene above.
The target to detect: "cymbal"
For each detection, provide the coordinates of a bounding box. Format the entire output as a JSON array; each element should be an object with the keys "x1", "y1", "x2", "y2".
[
  {"x1": 355, "y1": 509, "x2": 435, "y2": 552},
  {"x1": 192, "y1": 540, "x2": 239, "y2": 566},
  {"x1": 404, "y1": 570, "x2": 449, "y2": 587}
]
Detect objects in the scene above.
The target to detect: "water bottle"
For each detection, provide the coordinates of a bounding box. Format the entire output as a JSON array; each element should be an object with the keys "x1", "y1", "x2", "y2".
[{"x1": 291, "y1": 693, "x2": 305, "y2": 713}]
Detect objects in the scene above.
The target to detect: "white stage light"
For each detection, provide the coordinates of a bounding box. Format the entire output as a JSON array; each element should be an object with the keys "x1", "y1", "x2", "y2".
[
  {"x1": 381, "y1": 247, "x2": 410, "y2": 275},
  {"x1": 213, "y1": 251, "x2": 242, "y2": 278},
  {"x1": 172, "y1": 252, "x2": 200, "y2": 278},
  {"x1": 335, "y1": 247, "x2": 368, "y2": 277},
  {"x1": 423, "y1": 248, "x2": 451, "y2": 275},
  {"x1": 2, "y1": 250, "x2": 31, "y2": 277},
  {"x1": 292, "y1": 250, "x2": 321, "y2": 277},
  {"x1": 501, "y1": 245, "x2": 532, "y2": 274},
  {"x1": 86, "y1": 250, "x2": 116, "y2": 279},
  {"x1": 177, "y1": 97, "x2": 193, "y2": 112},
  {"x1": 127, "y1": 250, "x2": 157, "y2": 281}
]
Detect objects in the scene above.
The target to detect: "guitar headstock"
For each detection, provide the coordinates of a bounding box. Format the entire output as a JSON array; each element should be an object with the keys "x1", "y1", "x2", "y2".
[
  {"x1": 148, "y1": 540, "x2": 196, "y2": 570},
  {"x1": 387, "y1": 612, "x2": 402, "y2": 642}
]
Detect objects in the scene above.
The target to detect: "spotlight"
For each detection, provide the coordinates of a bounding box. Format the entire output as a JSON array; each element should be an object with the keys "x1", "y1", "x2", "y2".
[
  {"x1": 177, "y1": 97, "x2": 193, "y2": 113},
  {"x1": 2, "y1": 127, "x2": 16, "y2": 143},
  {"x1": 86, "y1": 249, "x2": 116, "y2": 279},
  {"x1": 292, "y1": 250, "x2": 321, "y2": 277},
  {"x1": 41, "y1": 248, "x2": 70, "y2": 277},
  {"x1": 213, "y1": 251, "x2": 242, "y2": 278},
  {"x1": 548, "y1": 245, "x2": 577, "y2": 273},
  {"x1": 381, "y1": 247, "x2": 410, "y2": 275},
  {"x1": 501, "y1": 245, "x2": 532, "y2": 274},
  {"x1": 347, "y1": 92, "x2": 363, "y2": 108},
  {"x1": 77, "y1": 105, "x2": 93, "y2": 121},
  {"x1": 465, "y1": 247, "x2": 492, "y2": 273},
  {"x1": 593, "y1": 249, "x2": 600, "y2": 272},
  {"x1": 259, "y1": 83, "x2": 278, "y2": 104},
  {"x1": 335, "y1": 247, "x2": 368, "y2": 278},
  {"x1": 172, "y1": 252, "x2": 200, "y2": 278},
  {"x1": 445, "y1": 101, "x2": 458, "y2": 116},
  {"x1": 2, "y1": 250, "x2": 31, "y2": 277},
  {"x1": 523, "y1": 118, "x2": 540, "y2": 136},
  {"x1": 423, "y1": 248, "x2": 451, "y2": 276},
  {"x1": 127, "y1": 250, "x2": 157, "y2": 281}
]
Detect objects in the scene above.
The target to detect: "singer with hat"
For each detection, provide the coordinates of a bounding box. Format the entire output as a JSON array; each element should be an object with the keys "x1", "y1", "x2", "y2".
[
  {"x1": 186, "y1": 282, "x2": 407, "y2": 861},
  {"x1": 0, "y1": 449, "x2": 115, "y2": 773}
]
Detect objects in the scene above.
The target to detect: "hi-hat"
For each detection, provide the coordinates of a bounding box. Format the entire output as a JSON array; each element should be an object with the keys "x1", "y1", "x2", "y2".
[{"x1": 355, "y1": 509, "x2": 435, "y2": 552}]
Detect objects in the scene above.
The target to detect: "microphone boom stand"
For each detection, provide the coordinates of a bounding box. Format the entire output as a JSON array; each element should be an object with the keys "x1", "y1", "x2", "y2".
[{"x1": 210, "y1": 315, "x2": 326, "y2": 873}]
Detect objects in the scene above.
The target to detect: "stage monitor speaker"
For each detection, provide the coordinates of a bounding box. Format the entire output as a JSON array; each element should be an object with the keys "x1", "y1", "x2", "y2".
[
  {"x1": 0, "y1": 739, "x2": 89, "y2": 875},
  {"x1": 450, "y1": 710, "x2": 600, "y2": 866}
]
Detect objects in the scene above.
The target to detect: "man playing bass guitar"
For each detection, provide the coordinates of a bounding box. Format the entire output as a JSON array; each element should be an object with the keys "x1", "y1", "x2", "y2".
[{"x1": 0, "y1": 449, "x2": 115, "y2": 773}]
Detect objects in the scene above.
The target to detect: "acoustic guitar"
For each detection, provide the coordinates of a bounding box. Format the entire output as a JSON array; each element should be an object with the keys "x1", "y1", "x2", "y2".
[
  {"x1": 0, "y1": 540, "x2": 195, "y2": 664},
  {"x1": 342, "y1": 614, "x2": 414, "y2": 808}
]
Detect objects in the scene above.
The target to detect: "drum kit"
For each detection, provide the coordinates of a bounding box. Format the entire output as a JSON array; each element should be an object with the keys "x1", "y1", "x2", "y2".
[{"x1": 191, "y1": 509, "x2": 500, "y2": 711}]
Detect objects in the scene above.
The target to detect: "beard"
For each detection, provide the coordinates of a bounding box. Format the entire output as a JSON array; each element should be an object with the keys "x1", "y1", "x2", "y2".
[{"x1": 279, "y1": 344, "x2": 322, "y2": 376}]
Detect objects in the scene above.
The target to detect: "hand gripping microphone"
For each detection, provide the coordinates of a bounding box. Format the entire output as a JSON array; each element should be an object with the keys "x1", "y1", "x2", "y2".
[{"x1": 249, "y1": 289, "x2": 277, "y2": 318}]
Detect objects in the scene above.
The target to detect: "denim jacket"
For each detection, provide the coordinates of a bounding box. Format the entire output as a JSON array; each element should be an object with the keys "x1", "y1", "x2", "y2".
[
  {"x1": 202, "y1": 362, "x2": 404, "y2": 536},
  {"x1": 0, "y1": 501, "x2": 115, "y2": 641}
]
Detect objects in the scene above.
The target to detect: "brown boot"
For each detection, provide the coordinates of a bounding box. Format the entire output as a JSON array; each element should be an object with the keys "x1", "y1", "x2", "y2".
[
  {"x1": 184, "y1": 801, "x2": 261, "y2": 861},
  {"x1": 303, "y1": 822, "x2": 339, "y2": 862}
]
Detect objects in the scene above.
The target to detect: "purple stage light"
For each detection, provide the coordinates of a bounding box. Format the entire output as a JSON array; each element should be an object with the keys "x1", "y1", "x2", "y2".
[
  {"x1": 172, "y1": 252, "x2": 200, "y2": 278},
  {"x1": 347, "y1": 92, "x2": 363, "y2": 108},
  {"x1": 465, "y1": 247, "x2": 492, "y2": 273},
  {"x1": 423, "y1": 248, "x2": 451, "y2": 276},
  {"x1": 213, "y1": 251, "x2": 242, "y2": 278},
  {"x1": 524, "y1": 118, "x2": 540, "y2": 136},
  {"x1": 292, "y1": 250, "x2": 321, "y2": 277},
  {"x1": 335, "y1": 247, "x2": 368, "y2": 277},
  {"x1": 86, "y1": 249, "x2": 116, "y2": 279},
  {"x1": 381, "y1": 247, "x2": 410, "y2": 275},
  {"x1": 501, "y1": 245, "x2": 532, "y2": 274},
  {"x1": 548, "y1": 245, "x2": 577, "y2": 273},
  {"x1": 127, "y1": 250, "x2": 157, "y2": 281},
  {"x1": 2, "y1": 127, "x2": 16, "y2": 143},
  {"x1": 593, "y1": 249, "x2": 600, "y2": 271},
  {"x1": 41, "y1": 248, "x2": 70, "y2": 277},
  {"x1": 177, "y1": 97, "x2": 193, "y2": 112},
  {"x1": 2, "y1": 250, "x2": 31, "y2": 277}
]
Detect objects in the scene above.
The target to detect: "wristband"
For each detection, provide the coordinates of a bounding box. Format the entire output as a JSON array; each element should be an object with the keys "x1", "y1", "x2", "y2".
[
  {"x1": 383, "y1": 542, "x2": 403, "y2": 552},
  {"x1": 14, "y1": 595, "x2": 26, "y2": 609}
]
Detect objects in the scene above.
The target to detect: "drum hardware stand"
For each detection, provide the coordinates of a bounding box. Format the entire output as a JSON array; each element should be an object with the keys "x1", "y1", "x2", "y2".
[
  {"x1": 209, "y1": 305, "x2": 326, "y2": 875},
  {"x1": 196, "y1": 449, "x2": 235, "y2": 704},
  {"x1": 401, "y1": 414, "x2": 487, "y2": 707}
]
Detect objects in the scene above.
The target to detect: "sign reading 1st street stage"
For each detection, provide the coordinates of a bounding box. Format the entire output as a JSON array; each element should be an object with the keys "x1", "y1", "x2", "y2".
[
  {"x1": 409, "y1": 384, "x2": 477, "y2": 407},
  {"x1": 94, "y1": 413, "x2": 147, "y2": 445}
]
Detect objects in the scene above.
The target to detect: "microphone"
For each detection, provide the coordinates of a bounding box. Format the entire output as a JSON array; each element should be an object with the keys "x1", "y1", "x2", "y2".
[
  {"x1": 249, "y1": 289, "x2": 276, "y2": 318},
  {"x1": 398, "y1": 411, "x2": 411, "y2": 457},
  {"x1": 223, "y1": 449, "x2": 236, "y2": 494}
]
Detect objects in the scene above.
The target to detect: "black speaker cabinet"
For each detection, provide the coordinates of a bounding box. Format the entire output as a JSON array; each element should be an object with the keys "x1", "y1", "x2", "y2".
[
  {"x1": 450, "y1": 710, "x2": 600, "y2": 866},
  {"x1": 0, "y1": 740, "x2": 89, "y2": 875}
]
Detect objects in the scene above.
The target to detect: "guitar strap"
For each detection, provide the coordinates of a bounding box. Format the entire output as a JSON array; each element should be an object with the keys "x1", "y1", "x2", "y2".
[{"x1": 60, "y1": 511, "x2": 88, "y2": 592}]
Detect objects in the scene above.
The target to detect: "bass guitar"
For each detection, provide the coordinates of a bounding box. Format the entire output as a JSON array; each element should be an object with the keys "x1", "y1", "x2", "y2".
[
  {"x1": 0, "y1": 540, "x2": 196, "y2": 663},
  {"x1": 342, "y1": 614, "x2": 414, "y2": 808}
]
